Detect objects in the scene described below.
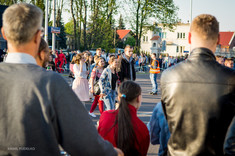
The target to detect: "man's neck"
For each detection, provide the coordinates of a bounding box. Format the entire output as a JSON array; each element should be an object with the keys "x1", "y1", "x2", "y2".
[{"x1": 7, "y1": 42, "x2": 38, "y2": 58}]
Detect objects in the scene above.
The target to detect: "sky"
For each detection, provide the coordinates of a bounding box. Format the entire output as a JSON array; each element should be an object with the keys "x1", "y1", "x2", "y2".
[
  {"x1": 63, "y1": 0, "x2": 235, "y2": 32},
  {"x1": 174, "y1": 0, "x2": 235, "y2": 31}
]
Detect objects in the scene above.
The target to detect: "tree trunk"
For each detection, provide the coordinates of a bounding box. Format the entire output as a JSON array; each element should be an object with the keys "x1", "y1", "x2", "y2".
[
  {"x1": 83, "y1": 0, "x2": 87, "y2": 50},
  {"x1": 135, "y1": 0, "x2": 141, "y2": 54},
  {"x1": 71, "y1": 0, "x2": 77, "y2": 49}
]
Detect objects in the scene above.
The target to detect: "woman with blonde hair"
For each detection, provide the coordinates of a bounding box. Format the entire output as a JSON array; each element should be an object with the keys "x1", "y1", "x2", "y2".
[{"x1": 72, "y1": 53, "x2": 90, "y2": 103}]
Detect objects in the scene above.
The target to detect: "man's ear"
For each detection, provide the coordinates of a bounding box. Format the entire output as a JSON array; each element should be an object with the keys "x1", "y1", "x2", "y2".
[
  {"x1": 217, "y1": 34, "x2": 220, "y2": 45},
  {"x1": 39, "y1": 51, "x2": 45, "y2": 61},
  {"x1": 34, "y1": 30, "x2": 41, "y2": 45},
  {"x1": 188, "y1": 32, "x2": 191, "y2": 44},
  {"x1": 1, "y1": 28, "x2": 7, "y2": 40}
]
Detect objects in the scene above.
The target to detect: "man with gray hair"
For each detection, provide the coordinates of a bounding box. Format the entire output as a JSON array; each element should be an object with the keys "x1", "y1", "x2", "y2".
[{"x1": 0, "y1": 3, "x2": 123, "y2": 156}]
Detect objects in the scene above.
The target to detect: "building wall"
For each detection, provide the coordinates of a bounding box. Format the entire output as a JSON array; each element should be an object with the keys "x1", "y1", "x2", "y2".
[
  {"x1": 161, "y1": 23, "x2": 190, "y2": 56},
  {"x1": 140, "y1": 30, "x2": 153, "y2": 53},
  {"x1": 140, "y1": 23, "x2": 191, "y2": 56}
]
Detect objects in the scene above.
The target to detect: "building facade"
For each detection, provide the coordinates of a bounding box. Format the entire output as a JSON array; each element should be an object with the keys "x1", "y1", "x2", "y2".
[{"x1": 140, "y1": 23, "x2": 190, "y2": 57}]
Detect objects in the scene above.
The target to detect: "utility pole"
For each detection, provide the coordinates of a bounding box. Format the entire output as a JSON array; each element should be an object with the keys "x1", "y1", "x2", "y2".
[
  {"x1": 190, "y1": 0, "x2": 192, "y2": 23},
  {"x1": 52, "y1": 0, "x2": 56, "y2": 54},
  {"x1": 114, "y1": 27, "x2": 116, "y2": 48},
  {"x1": 44, "y1": 0, "x2": 48, "y2": 43}
]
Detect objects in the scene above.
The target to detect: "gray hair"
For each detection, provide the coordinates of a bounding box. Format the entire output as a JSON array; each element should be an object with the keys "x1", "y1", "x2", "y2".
[{"x1": 3, "y1": 3, "x2": 43, "y2": 46}]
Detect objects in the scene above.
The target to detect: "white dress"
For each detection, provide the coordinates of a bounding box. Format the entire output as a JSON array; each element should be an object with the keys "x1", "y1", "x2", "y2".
[{"x1": 72, "y1": 63, "x2": 90, "y2": 101}]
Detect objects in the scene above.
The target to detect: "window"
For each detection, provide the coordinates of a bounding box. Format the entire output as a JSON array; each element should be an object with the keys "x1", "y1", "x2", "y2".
[
  {"x1": 177, "y1": 46, "x2": 185, "y2": 53},
  {"x1": 143, "y1": 36, "x2": 145, "y2": 42},
  {"x1": 153, "y1": 43, "x2": 156, "y2": 47},
  {"x1": 146, "y1": 36, "x2": 148, "y2": 42},
  {"x1": 177, "y1": 32, "x2": 186, "y2": 39}
]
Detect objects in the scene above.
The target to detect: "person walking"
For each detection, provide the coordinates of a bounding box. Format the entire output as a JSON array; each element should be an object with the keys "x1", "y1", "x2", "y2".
[
  {"x1": 99, "y1": 56, "x2": 120, "y2": 110},
  {"x1": 88, "y1": 57, "x2": 105, "y2": 117},
  {"x1": 148, "y1": 53, "x2": 160, "y2": 95},
  {"x1": 118, "y1": 45, "x2": 136, "y2": 82},
  {"x1": 58, "y1": 49, "x2": 67, "y2": 73},
  {"x1": 98, "y1": 81, "x2": 150, "y2": 156},
  {"x1": 0, "y1": 3, "x2": 123, "y2": 156},
  {"x1": 72, "y1": 53, "x2": 90, "y2": 103},
  {"x1": 161, "y1": 14, "x2": 235, "y2": 156}
]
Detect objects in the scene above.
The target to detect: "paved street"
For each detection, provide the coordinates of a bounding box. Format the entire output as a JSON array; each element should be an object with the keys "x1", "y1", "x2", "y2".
[{"x1": 62, "y1": 72, "x2": 160, "y2": 156}]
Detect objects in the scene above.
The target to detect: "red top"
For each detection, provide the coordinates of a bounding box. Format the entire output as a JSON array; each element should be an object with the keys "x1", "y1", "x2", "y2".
[
  {"x1": 98, "y1": 104, "x2": 150, "y2": 156},
  {"x1": 59, "y1": 53, "x2": 67, "y2": 64}
]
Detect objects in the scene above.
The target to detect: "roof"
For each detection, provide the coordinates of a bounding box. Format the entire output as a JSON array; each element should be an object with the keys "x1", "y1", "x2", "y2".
[
  {"x1": 219, "y1": 32, "x2": 234, "y2": 46},
  {"x1": 150, "y1": 36, "x2": 160, "y2": 40},
  {"x1": 117, "y1": 30, "x2": 131, "y2": 40}
]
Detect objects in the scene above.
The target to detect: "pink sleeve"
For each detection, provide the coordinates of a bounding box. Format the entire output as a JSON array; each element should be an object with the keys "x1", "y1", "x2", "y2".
[{"x1": 90, "y1": 70, "x2": 96, "y2": 79}]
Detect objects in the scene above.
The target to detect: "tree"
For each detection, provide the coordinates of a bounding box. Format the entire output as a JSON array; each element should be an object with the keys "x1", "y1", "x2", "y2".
[
  {"x1": 118, "y1": 14, "x2": 125, "y2": 29},
  {"x1": 124, "y1": 36, "x2": 135, "y2": 47},
  {"x1": 0, "y1": 0, "x2": 25, "y2": 5},
  {"x1": 70, "y1": 0, "x2": 77, "y2": 49},
  {"x1": 125, "y1": 0, "x2": 178, "y2": 54},
  {"x1": 64, "y1": 20, "x2": 74, "y2": 35},
  {"x1": 87, "y1": 0, "x2": 117, "y2": 52}
]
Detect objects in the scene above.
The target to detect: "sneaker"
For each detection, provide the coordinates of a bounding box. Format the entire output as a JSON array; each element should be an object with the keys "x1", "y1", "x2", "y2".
[
  {"x1": 89, "y1": 112, "x2": 96, "y2": 117},
  {"x1": 149, "y1": 92, "x2": 153, "y2": 95},
  {"x1": 152, "y1": 92, "x2": 158, "y2": 95}
]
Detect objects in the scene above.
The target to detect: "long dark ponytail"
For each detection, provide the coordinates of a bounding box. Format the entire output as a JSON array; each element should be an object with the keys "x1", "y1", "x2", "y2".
[{"x1": 116, "y1": 81, "x2": 142, "y2": 155}]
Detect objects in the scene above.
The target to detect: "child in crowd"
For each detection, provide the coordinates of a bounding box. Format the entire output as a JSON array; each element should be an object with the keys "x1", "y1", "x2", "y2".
[{"x1": 98, "y1": 81, "x2": 150, "y2": 156}]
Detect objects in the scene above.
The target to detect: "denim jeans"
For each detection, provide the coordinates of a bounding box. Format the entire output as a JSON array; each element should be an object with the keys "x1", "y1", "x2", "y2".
[
  {"x1": 103, "y1": 90, "x2": 116, "y2": 110},
  {"x1": 150, "y1": 73, "x2": 158, "y2": 93}
]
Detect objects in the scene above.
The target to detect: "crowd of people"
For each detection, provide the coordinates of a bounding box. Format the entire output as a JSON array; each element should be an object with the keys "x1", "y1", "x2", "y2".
[{"x1": 0, "y1": 3, "x2": 235, "y2": 156}]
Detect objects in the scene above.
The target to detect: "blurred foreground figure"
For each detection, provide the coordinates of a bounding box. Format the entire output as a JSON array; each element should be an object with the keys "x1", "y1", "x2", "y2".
[
  {"x1": 0, "y1": 3, "x2": 123, "y2": 156},
  {"x1": 161, "y1": 14, "x2": 235, "y2": 156}
]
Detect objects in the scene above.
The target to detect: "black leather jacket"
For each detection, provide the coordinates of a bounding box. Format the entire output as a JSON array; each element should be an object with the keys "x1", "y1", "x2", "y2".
[
  {"x1": 161, "y1": 48, "x2": 235, "y2": 156},
  {"x1": 118, "y1": 54, "x2": 136, "y2": 82}
]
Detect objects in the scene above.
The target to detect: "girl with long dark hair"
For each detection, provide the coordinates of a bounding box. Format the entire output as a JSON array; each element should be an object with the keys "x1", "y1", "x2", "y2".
[{"x1": 98, "y1": 81, "x2": 150, "y2": 155}]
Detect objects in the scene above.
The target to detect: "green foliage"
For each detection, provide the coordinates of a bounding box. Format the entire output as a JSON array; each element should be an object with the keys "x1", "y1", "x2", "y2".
[
  {"x1": 0, "y1": 0, "x2": 24, "y2": 5},
  {"x1": 118, "y1": 14, "x2": 125, "y2": 29},
  {"x1": 64, "y1": 20, "x2": 74, "y2": 35},
  {"x1": 57, "y1": 21, "x2": 67, "y2": 49},
  {"x1": 124, "y1": 36, "x2": 136, "y2": 47},
  {"x1": 109, "y1": 48, "x2": 116, "y2": 53}
]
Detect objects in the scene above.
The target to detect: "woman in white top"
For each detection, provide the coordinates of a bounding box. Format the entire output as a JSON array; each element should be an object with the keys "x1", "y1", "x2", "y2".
[{"x1": 72, "y1": 53, "x2": 90, "y2": 102}]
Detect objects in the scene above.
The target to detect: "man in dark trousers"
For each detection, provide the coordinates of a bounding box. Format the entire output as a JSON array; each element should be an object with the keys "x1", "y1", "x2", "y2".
[
  {"x1": 0, "y1": 3, "x2": 123, "y2": 156},
  {"x1": 161, "y1": 14, "x2": 235, "y2": 156},
  {"x1": 118, "y1": 45, "x2": 136, "y2": 82}
]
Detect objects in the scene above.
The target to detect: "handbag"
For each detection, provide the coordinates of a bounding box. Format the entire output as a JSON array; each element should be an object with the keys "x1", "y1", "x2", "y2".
[{"x1": 93, "y1": 76, "x2": 100, "y2": 95}]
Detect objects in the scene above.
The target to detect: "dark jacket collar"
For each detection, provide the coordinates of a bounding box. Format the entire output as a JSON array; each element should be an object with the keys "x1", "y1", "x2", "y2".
[{"x1": 189, "y1": 48, "x2": 216, "y2": 61}]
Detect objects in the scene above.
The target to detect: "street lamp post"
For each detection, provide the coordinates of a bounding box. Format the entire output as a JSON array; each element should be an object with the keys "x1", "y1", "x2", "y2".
[
  {"x1": 190, "y1": 0, "x2": 193, "y2": 23},
  {"x1": 52, "y1": 0, "x2": 56, "y2": 54},
  {"x1": 44, "y1": 0, "x2": 48, "y2": 43}
]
